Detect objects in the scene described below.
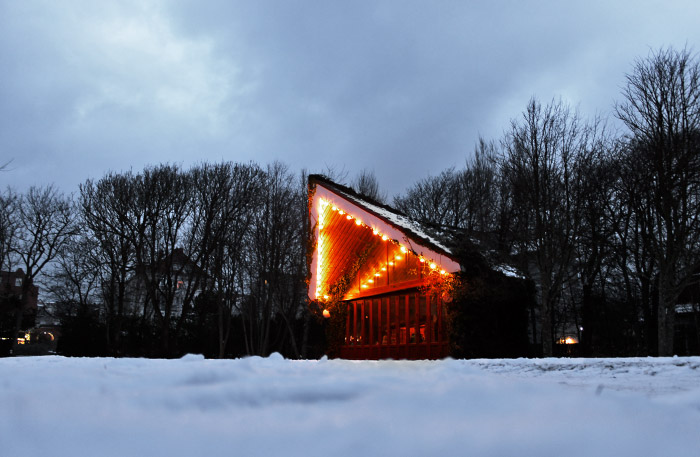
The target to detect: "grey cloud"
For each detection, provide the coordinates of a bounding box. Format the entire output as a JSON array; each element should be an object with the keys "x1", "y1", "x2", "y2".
[{"x1": 2, "y1": 0, "x2": 700, "y2": 197}]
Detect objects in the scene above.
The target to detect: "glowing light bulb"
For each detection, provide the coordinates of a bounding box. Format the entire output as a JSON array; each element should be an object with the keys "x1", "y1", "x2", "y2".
[
  {"x1": 355, "y1": 219, "x2": 362, "y2": 225},
  {"x1": 430, "y1": 263, "x2": 437, "y2": 270},
  {"x1": 338, "y1": 210, "x2": 344, "y2": 215},
  {"x1": 381, "y1": 235, "x2": 388, "y2": 241},
  {"x1": 400, "y1": 246, "x2": 407, "y2": 253},
  {"x1": 419, "y1": 257, "x2": 425, "y2": 263},
  {"x1": 373, "y1": 229, "x2": 379, "y2": 235}
]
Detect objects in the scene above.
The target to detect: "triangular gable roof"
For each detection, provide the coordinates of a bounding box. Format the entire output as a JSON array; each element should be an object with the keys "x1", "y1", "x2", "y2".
[{"x1": 308, "y1": 174, "x2": 460, "y2": 301}]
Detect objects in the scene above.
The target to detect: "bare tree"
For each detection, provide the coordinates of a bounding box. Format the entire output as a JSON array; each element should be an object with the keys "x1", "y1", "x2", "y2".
[
  {"x1": 353, "y1": 169, "x2": 387, "y2": 203},
  {"x1": 615, "y1": 46, "x2": 700, "y2": 355},
  {"x1": 0, "y1": 189, "x2": 17, "y2": 272},
  {"x1": 10, "y1": 185, "x2": 76, "y2": 349},
  {"x1": 460, "y1": 138, "x2": 504, "y2": 235},
  {"x1": 393, "y1": 168, "x2": 465, "y2": 227},
  {"x1": 47, "y1": 234, "x2": 100, "y2": 308},
  {"x1": 131, "y1": 164, "x2": 193, "y2": 356},
  {"x1": 500, "y1": 97, "x2": 604, "y2": 356},
  {"x1": 188, "y1": 162, "x2": 263, "y2": 358},
  {"x1": 80, "y1": 172, "x2": 141, "y2": 354},
  {"x1": 241, "y1": 162, "x2": 306, "y2": 356}
]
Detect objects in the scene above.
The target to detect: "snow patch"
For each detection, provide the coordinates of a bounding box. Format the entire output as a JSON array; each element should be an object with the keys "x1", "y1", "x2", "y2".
[{"x1": 1, "y1": 356, "x2": 699, "y2": 456}]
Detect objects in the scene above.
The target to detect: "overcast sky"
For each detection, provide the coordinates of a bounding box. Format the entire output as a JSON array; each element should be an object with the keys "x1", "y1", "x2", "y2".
[{"x1": 1, "y1": 1, "x2": 699, "y2": 199}]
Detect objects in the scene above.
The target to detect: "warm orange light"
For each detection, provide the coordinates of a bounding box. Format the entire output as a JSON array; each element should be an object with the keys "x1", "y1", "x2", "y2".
[
  {"x1": 419, "y1": 258, "x2": 425, "y2": 263},
  {"x1": 338, "y1": 210, "x2": 344, "y2": 215},
  {"x1": 373, "y1": 229, "x2": 379, "y2": 235},
  {"x1": 430, "y1": 263, "x2": 437, "y2": 270},
  {"x1": 346, "y1": 215, "x2": 352, "y2": 220},
  {"x1": 381, "y1": 235, "x2": 388, "y2": 241},
  {"x1": 400, "y1": 246, "x2": 407, "y2": 253},
  {"x1": 440, "y1": 270, "x2": 446, "y2": 275},
  {"x1": 395, "y1": 255, "x2": 402, "y2": 260},
  {"x1": 557, "y1": 336, "x2": 579, "y2": 345},
  {"x1": 322, "y1": 309, "x2": 331, "y2": 318},
  {"x1": 323, "y1": 295, "x2": 329, "y2": 300},
  {"x1": 389, "y1": 261, "x2": 394, "y2": 266},
  {"x1": 381, "y1": 267, "x2": 386, "y2": 271},
  {"x1": 355, "y1": 219, "x2": 362, "y2": 225},
  {"x1": 374, "y1": 273, "x2": 380, "y2": 277},
  {"x1": 368, "y1": 279, "x2": 374, "y2": 284},
  {"x1": 361, "y1": 284, "x2": 368, "y2": 288}
]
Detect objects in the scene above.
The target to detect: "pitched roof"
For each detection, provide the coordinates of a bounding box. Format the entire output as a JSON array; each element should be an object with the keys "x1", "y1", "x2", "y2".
[
  {"x1": 308, "y1": 175, "x2": 460, "y2": 301},
  {"x1": 310, "y1": 175, "x2": 457, "y2": 256}
]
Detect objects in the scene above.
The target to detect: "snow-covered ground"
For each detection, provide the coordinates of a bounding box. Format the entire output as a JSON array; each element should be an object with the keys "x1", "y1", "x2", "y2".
[{"x1": 2, "y1": 355, "x2": 699, "y2": 456}]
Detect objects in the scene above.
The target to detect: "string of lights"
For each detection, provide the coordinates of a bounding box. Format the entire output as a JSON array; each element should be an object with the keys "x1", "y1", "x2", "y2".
[{"x1": 315, "y1": 198, "x2": 448, "y2": 302}]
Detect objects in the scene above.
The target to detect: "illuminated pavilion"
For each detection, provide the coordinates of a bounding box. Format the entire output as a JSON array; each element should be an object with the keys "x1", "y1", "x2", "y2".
[{"x1": 308, "y1": 175, "x2": 461, "y2": 359}]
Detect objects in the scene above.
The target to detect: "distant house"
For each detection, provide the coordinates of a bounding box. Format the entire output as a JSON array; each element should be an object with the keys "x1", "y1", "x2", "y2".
[
  {"x1": 0, "y1": 268, "x2": 39, "y2": 313},
  {"x1": 0, "y1": 269, "x2": 40, "y2": 352},
  {"x1": 127, "y1": 248, "x2": 206, "y2": 318},
  {"x1": 308, "y1": 175, "x2": 462, "y2": 359}
]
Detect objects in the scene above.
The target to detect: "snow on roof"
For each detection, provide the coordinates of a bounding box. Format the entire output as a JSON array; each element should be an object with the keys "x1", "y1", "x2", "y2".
[
  {"x1": 309, "y1": 175, "x2": 456, "y2": 259},
  {"x1": 493, "y1": 264, "x2": 526, "y2": 279},
  {"x1": 676, "y1": 303, "x2": 699, "y2": 314}
]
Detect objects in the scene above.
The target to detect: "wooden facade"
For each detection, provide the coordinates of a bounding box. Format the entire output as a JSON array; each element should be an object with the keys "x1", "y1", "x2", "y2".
[
  {"x1": 340, "y1": 292, "x2": 449, "y2": 359},
  {"x1": 309, "y1": 175, "x2": 459, "y2": 360}
]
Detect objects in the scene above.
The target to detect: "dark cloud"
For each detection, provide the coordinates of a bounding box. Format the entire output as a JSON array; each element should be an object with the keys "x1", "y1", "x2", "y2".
[{"x1": 1, "y1": 0, "x2": 699, "y2": 197}]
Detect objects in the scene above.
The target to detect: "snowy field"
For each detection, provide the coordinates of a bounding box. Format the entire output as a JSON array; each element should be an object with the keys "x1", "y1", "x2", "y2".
[{"x1": 2, "y1": 355, "x2": 699, "y2": 456}]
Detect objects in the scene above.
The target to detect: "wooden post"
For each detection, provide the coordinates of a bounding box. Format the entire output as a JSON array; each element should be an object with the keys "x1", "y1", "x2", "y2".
[{"x1": 352, "y1": 301, "x2": 357, "y2": 347}]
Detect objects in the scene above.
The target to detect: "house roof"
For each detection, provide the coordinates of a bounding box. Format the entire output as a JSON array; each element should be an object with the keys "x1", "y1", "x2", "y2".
[{"x1": 308, "y1": 175, "x2": 461, "y2": 301}]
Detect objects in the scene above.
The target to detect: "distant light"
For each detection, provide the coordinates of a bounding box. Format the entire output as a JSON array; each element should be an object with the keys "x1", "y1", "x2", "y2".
[
  {"x1": 557, "y1": 336, "x2": 579, "y2": 345},
  {"x1": 346, "y1": 215, "x2": 352, "y2": 220},
  {"x1": 381, "y1": 235, "x2": 388, "y2": 241},
  {"x1": 400, "y1": 246, "x2": 407, "y2": 253},
  {"x1": 430, "y1": 263, "x2": 437, "y2": 270},
  {"x1": 395, "y1": 256, "x2": 402, "y2": 260},
  {"x1": 355, "y1": 219, "x2": 362, "y2": 225},
  {"x1": 322, "y1": 309, "x2": 331, "y2": 319}
]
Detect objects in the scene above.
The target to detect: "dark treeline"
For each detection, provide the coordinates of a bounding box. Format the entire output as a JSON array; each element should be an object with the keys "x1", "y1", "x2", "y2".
[
  {"x1": 1, "y1": 161, "x2": 325, "y2": 358},
  {"x1": 1, "y1": 46, "x2": 699, "y2": 358},
  {"x1": 396, "y1": 47, "x2": 700, "y2": 357}
]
